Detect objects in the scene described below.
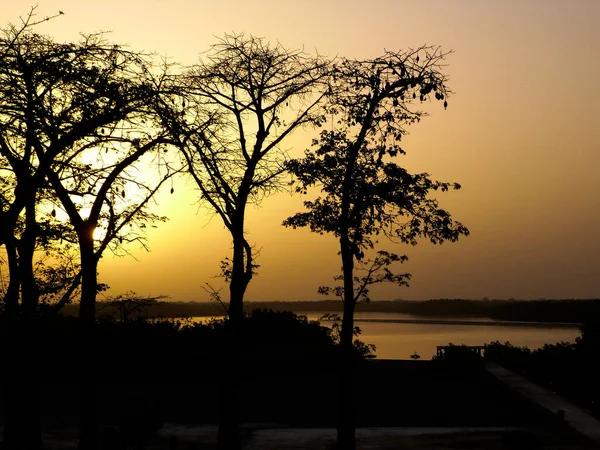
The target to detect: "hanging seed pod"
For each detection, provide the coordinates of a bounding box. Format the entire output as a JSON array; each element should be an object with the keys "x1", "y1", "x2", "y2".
[
  {"x1": 170, "y1": 187, "x2": 174, "y2": 194},
  {"x1": 416, "y1": 55, "x2": 420, "y2": 63},
  {"x1": 412, "y1": 92, "x2": 416, "y2": 99},
  {"x1": 121, "y1": 189, "x2": 125, "y2": 198},
  {"x1": 443, "y1": 100, "x2": 448, "y2": 110}
]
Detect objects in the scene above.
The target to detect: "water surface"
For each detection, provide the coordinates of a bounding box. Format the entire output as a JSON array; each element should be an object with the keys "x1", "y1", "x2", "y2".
[
  {"x1": 306, "y1": 312, "x2": 580, "y2": 360},
  {"x1": 189, "y1": 312, "x2": 580, "y2": 360}
]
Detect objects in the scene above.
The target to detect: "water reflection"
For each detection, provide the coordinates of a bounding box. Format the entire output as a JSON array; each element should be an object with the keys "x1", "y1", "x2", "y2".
[
  {"x1": 185, "y1": 312, "x2": 580, "y2": 360},
  {"x1": 318, "y1": 312, "x2": 579, "y2": 360}
]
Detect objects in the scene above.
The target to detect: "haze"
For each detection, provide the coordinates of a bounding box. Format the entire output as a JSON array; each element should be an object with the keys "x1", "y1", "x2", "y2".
[{"x1": 2, "y1": 0, "x2": 599, "y2": 302}]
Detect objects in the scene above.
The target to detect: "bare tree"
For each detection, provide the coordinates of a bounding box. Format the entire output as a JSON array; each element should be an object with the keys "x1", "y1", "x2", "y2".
[
  {"x1": 284, "y1": 47, "x2": 469, "y2": 450},
  {"x1": 163, "y1": 34, "x2": 330, "y2": 322},
  {"x1": 158, "y1": 33, "x2": 330, "y2": 450}
]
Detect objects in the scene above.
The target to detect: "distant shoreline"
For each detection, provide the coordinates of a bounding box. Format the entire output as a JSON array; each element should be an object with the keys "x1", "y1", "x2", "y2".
[
  {"x1": 61, "y1": 298, "x2": 600, "y2": 325},
  {"x1": 351, "y1": 318, "x2": 581, "y2": 328}
]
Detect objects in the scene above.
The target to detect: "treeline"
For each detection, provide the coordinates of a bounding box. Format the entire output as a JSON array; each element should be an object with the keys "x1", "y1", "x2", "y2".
[
  {"x1": 60, "y1": 298, "x2": 600, "y2": 324},
  {"x1": 0, "y1": 13, "x2": 463, "y2": 449}
]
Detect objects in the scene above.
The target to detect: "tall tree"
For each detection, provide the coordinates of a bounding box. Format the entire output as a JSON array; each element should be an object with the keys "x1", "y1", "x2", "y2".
[
  {"x1": 0, "y1": 23, "x2": 175, "y2": 449},
  {"x1": 284, "y1": 47, "x2": 469, "y2": 450},
  {"x1": 158, "y1": 33, "x2": 330, "y2": 450},
  {"x1": 0, "y1": 9, "x2": 74, "y2": 449},
  {"x1": 169, "y1": 33, "x2": 330, "y2": 322}
]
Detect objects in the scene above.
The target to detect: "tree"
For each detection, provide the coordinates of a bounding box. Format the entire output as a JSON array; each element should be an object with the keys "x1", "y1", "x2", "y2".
[
  {"x1": 0, "y1": 9, "x2": 75, "y2": 449},
  {"x1": 37, "y1": 39, "x2": 175, "y2": 450},
  {"x1": 98, "y1": 291, "x2": 165, "y2": 323},
  {"x1": 164, "y1": 33, "x2": 330, "y2": 322},
  {"x1": 0, "y1": 21, "x2": 176, "y2": 449},
  {"x1": 158, "y1": 33, "x2": 330, "y2": 450},
  {"x1": 284, "y1": 47, "x2": 469, "y2": 450}
]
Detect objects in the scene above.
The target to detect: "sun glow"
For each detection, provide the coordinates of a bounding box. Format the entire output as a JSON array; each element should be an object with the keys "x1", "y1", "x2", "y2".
[{"x1": 93, "y1": 226, "x2": 107, "y2": 242}]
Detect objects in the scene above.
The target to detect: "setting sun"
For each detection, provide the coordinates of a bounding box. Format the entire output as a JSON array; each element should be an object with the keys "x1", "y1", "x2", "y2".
[{"x1": 93, "y1": 226, "x2": 106, "y2": 242}]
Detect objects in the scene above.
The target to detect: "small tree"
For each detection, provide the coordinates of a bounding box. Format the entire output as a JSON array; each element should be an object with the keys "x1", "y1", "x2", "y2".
[
  {"x1": 99, "y1": 291, "x2": 165, "y2": 323},
  {"x1": 284, "y1": 47, "x2": 469, "y2": 450}
]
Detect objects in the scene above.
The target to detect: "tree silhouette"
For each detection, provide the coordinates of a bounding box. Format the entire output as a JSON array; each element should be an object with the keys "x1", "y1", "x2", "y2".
[
  {"x1": 162, "y1": 33, "x2": 330, "y2": 323},
  {"x1": 0, "y1": 9, "x2": 75, "y2": 449},
  {"x1": 0, "y1": 21, "x2": 177, "y2": 449},
  {"x1": 284, "y1": 47, "x2": 469, "y2": 450},
  {"x1": 157, "y1": 33, "x2": 330, "y2": 450}
]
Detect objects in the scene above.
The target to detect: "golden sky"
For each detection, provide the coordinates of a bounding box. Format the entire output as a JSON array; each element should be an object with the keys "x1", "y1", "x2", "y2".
[{"x1": 2, "y1": 0, "x2": 599, "y2": 301}]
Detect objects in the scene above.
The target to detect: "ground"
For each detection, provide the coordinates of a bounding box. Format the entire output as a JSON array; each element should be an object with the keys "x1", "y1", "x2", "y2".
[{"x1": 39, "y1": 424, "x2": 595, "y2": 450}]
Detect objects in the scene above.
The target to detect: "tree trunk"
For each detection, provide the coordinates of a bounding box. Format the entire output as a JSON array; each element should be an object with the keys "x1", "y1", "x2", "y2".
[
  {"x1": 3, "y1": 379, "x2": 43, "y2": 450},
  {"x1": 78, "y1": 378, "x2": 98, "y2": 450},
  {"x1": 216, "y1": 351, "x2": 242, "y2": 450},
  {"x1": 19, "y1": 198, "x2": 40, "y2": 320},
  {"x1": 337, "y1": 241, "x2": 357, "y2": 450},
  {"x1": 227, "y1": 233, "x2": 248, "y2": 323},
  {"x1": 78, "y1": 222, "x2": 99, "y2": 450},
  {"x1": 3, "y1": 242, "x2": 20, "y2": 318},
  {"x1": 77, "y1": 323, "x2": 98, "y2": 450},
  {"x1": 216, "y1": 316, "x2": 242, "y2": 450},
  {"x1": 3, "y1": 315, "x2": 43, "y2": 450},
  {"x1": 217, "y1": 229, "x2": 250, "y2": 450},
  {"x1": 3, "y1": 200, "x2": 44, "y2": 450},
  {"x1": 79, "y1": 222, "x2": 98, "y2": 325}
]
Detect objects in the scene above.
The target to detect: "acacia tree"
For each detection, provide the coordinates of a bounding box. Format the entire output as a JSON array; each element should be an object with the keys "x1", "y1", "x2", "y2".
[
  {"x1": 284, "y1": 47, "x2": 469, "y2": 450},
  {"x1": 0, "y1": 24, "x2": 176, "y2": 449},
  {"x1": 157, "y1": 34, "x2": 330, "y2": 450},
  {"x1": 0, "y1": 11, "x2": 80, "y2": 449},
  {"x1": 163, "y1": 34, "x2": 330, "y2": 322},
  {"x1": 31, "y1": 36, "x2": 175, "y2": 326}
]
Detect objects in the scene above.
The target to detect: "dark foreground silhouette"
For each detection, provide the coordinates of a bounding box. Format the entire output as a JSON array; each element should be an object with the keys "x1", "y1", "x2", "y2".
[{"x1": 0, "y1": 310, "x2": 597, "y2": 449}]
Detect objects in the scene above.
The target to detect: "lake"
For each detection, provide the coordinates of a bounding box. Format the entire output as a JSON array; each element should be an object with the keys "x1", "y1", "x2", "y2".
[{"x1": 190, "y1": 312, "x2": 581, "y2": 360}]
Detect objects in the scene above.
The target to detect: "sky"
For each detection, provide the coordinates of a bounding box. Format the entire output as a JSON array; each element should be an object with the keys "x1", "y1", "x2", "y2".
[{"x1": 1, "y1": 0, "x2": 599, "y2": 302}]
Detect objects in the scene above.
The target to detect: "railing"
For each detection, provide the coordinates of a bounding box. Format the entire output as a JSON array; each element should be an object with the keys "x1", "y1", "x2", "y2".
[{"x1": 436, "y1": 345, "x2": 486, "y2": 358}]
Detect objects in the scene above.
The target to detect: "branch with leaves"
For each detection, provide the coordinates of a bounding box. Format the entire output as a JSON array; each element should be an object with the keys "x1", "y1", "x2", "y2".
[{"x1": 318, "y1": 251, "x2": 411, "y2": 304}]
